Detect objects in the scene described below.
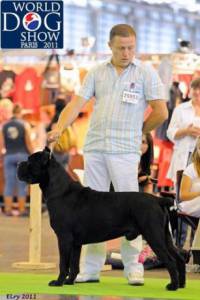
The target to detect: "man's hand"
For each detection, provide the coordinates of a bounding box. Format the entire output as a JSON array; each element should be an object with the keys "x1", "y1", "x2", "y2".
[{"x1": 143, "y1": 100, "x2": 168, "y2": 134}]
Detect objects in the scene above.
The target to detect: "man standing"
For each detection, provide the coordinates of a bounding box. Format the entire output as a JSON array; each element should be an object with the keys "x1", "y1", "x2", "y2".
[{"x1": 48, "y1": 24, "x2": 168, "y2": 285}]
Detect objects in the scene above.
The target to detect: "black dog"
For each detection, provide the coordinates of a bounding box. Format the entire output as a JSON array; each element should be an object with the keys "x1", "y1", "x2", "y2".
[{"x1": 17, "y1": 147, "x2": 185, "y2": 291}]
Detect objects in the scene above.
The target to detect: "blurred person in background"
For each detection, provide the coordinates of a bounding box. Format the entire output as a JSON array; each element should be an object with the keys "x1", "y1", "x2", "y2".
[
  {"x1": 179, "y1": 136, "x2": 200, "y2": 218},
  {"x1": 167, "y1": 77, "x2": 200, "y2": 187},
  {"x1": 167, "y1": 77, "x2": 200, "y2": 247},
  {"x1": 0, "y1": 104, "x2": 34, "y2": 216},
  {"x1": 138, "y1": 133, "x2": 154, "y2": 193}
]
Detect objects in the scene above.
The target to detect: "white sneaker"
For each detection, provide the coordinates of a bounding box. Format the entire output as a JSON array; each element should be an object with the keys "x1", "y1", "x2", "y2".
[
  {"x1": 75, "y1": 273, "x2": 100, "y2": 283},
  {"x1": 127, "y1": 273, "x2": 144, "y2": 286}
]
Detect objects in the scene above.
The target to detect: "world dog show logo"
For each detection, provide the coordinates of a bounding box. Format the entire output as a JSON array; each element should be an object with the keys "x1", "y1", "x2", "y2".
[{"x1": 0, "y1": 0, "x2": 63, "y2": 49}]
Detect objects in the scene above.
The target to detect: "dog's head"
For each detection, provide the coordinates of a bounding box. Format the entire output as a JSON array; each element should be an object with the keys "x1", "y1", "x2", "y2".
[{"x1": 17, "y1": 147, "x2": 51, "y2": 184}]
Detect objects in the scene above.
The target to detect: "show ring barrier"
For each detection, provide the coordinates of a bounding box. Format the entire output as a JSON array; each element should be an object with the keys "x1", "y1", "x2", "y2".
[{"x1": 12, "y1": 184, "x2": 56, "y2": 269}]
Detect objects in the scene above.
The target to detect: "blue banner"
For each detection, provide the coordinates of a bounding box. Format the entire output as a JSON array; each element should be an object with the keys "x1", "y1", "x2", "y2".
[{"x1": 0, "y1": 0, "x2": 63, "y2": 49}]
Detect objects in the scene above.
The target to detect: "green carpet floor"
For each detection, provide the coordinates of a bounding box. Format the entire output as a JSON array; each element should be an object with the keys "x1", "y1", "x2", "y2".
[{"x1": 0, "y1": 273, "x2": 200, "y2": 299}]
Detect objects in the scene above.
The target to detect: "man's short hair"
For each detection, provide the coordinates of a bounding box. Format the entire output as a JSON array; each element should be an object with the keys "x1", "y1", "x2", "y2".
[{"x1": 109, "y1": 24, "x2": 136, "y2": 41}]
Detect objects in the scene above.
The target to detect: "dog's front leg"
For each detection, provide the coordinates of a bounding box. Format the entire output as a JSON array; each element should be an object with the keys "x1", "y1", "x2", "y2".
[
  {"x1": 49, "y1": 235, "x2": 72, "y2": 287},
  {"x1": 64, "y1": 244, "x2": 82, "y2": 285}
]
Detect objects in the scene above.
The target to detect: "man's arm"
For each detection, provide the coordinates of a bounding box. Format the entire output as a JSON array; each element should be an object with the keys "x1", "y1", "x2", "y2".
[
  {"x1": 142, "y1": 100, "x2": 168, "y2": 134},
  {"x1": 47, "y1": 95, "x2": 86, "y2": 142}
]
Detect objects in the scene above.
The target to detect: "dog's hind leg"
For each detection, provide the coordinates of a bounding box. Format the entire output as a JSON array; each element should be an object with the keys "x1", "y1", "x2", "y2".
[
  {"x1": 143, "y1": 230, "x2": 179, "y2": 291},
  {"x1": 49, "y1": 235, "x2": 72, "y2": 286},
  {"x1": 64, "y1": 244, "x2": 82, "y2": 285},
  {"x1": 166, "y1": 231, "x2": 186, "y2": 288}
]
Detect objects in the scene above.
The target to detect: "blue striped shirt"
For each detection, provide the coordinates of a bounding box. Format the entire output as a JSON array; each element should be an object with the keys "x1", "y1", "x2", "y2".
[{"x1": 78, "y1": 58, "x2": 166, "y2": 154}]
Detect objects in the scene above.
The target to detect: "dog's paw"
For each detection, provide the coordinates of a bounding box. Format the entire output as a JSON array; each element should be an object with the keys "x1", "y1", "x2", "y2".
[
  {"x1": 165, "y1": 282, "x2": 179, "y2": 291},
  {"x1": 48, "y1": 280, "x2": 63, "y2": 286},
  {"x1": 179, "y1": 276, "x2": 186, "y2": 288},
  {"x1": 64, "y1": 278, "x2": 75, "y2": 285},
  {"x1": 179, "y1": 282, "x2": 186, "y2": 288}
]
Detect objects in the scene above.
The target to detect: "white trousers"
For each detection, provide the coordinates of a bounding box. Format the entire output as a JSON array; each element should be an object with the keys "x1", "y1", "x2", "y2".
[{"x1": 80, "y1": 152, "x2": 144, "y2": 277}]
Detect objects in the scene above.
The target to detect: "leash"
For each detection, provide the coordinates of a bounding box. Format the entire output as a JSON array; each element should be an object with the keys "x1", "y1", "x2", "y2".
[
  {"x1": 46, "y1": 130, "x2": 61, "y2": 158},
  {"x1": 46, "y1": 141, "x2": 55, "y2": 159},
  {"x1": 169, "y1": 199, "x2": 179, "y2": 212}
]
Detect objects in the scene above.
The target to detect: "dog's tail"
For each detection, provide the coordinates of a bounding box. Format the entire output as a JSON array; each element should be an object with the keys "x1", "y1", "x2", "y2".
[{"x1": 158, "y1": 197, "x2": 175, "y2": 209}]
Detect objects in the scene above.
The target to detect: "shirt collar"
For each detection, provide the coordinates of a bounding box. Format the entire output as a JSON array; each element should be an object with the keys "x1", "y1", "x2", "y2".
[{"x1": 105, "y1": 57, "x2": 139, "y2": 67}]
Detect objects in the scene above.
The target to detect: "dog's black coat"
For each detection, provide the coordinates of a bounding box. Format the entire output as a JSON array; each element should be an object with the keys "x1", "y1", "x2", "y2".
[{"x1": 17, "y1": 147, "x2": 185, "y2": 290}]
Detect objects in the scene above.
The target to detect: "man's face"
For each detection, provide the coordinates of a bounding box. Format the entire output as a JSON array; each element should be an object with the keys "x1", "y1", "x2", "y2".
[{"x1": 108, "y1": 35, "x2": 136, "y2": 69}]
